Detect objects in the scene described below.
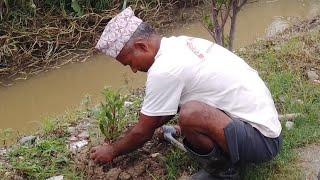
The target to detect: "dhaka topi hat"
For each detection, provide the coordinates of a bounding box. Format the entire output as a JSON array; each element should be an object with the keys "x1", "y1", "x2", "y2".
[{"x1": 95, "y1": 7, "x2": 143, "y2": 58}]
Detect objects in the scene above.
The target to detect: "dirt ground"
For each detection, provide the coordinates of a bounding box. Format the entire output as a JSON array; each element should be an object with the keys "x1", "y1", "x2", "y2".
[
  {"x1": 74, "y1": 133, "x2": 190, "y2": 180},
  {"x1": 296, "y1": 144, "x2": 320, "y2": 180}
]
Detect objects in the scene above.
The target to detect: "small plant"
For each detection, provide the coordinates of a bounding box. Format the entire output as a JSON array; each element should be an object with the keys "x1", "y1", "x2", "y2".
[
  {"x1": 0, "y1": 128, "x2": 14, "y2": 147},
  {"x1": 98, "y1": 87, "x2": 127, "y2": 141}
]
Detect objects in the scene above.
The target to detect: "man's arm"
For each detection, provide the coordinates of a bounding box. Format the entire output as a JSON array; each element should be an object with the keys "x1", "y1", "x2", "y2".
[{"x1": 90, "y1": 113, "x2": 173, "y2": 164}]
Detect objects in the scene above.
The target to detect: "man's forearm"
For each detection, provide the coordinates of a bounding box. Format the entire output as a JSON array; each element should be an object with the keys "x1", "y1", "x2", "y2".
[
  {"x1": 112, "y1": 125, "x2": 153, "y2": 157},
  {"x1": 111, "y1": 114, "x2": 174, "y2": 157}
]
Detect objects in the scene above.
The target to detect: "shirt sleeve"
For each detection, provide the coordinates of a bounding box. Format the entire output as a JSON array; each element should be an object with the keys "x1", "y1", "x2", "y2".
[{"x1": 141, "y1": 72, "x2": 184, "y2": 116}]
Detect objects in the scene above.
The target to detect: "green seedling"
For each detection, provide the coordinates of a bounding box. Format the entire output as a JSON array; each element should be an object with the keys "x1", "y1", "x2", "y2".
[{"x1": 98, "y1": 87, "x2": 127, "y2": 141}]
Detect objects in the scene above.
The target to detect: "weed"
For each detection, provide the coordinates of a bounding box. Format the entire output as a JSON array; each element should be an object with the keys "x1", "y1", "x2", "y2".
[
  {"x1": 40, "y1": 111, "x2": 78, "y2": 137},
  {"x1": 98, "y1": 87, "x2": 127, "y2": 141},
  {"x1": 165, "y1": 148, "x2": 198, "y2": 180},
  {"x1": 0, "y1": 128, "x2": 14, "y2": 147}
]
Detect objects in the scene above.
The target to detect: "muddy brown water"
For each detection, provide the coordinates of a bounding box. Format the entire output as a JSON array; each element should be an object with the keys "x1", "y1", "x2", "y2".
[{"x1": 1, "y1": 0, "x2": 319, "y2": 135}]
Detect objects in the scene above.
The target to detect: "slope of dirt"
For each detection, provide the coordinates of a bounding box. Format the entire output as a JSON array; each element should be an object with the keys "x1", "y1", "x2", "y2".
[{"x1": 296, "y1": 144, "x2": 320, "y2": 180}]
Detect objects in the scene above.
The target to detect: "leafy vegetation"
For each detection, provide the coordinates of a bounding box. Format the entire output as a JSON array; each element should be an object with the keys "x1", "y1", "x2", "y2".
[
  {"x1": 98, "y1": 88, "x2": 127, "y2": 141},
  {"x1": 7, "y1": 138, "x2": 84, "y2": 179}
]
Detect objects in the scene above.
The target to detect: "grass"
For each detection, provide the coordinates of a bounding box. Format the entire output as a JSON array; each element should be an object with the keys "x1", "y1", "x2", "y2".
[
  {"x1": 8, "y1": 138, "x2": 75, "y2": 179},
  {"x1": 0, "y1": 108, "x2": 87, "y2": 179},
  {"x1": 238, "y1": 30, "x2": 320, "y2": 179},
  {"x1": 165, "y1": 148, "x2": 198, "y2": 180}
]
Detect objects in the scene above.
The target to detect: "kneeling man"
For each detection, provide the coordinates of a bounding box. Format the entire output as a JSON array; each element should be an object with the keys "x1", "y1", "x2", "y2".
[{"x1": 90, "y1": 7, "x2": 282, "y2": 179}]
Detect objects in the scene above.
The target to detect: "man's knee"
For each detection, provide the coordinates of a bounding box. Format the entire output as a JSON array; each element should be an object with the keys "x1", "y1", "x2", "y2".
[{"x1": 179, "y1": 101, "x2": 202, "y2": 127}]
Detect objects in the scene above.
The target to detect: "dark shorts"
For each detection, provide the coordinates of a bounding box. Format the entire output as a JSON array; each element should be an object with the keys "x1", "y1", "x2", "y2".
[
  {"x1": 224, "y1": 118, "x2": 282, "y2": 165},
  {"x1": 183, "y1": 118, "x2": 282, "y2": 167}
]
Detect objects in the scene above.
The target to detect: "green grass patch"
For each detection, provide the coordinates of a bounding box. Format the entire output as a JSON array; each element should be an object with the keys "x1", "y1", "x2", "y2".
[
  {"x1": 240, "y1": 30, "x2": 320, "y2": 179},
  {"x1": 165, "y1": 148, "x2": 198, "y2": 180},
  {"x1": 7, "y1": 138, "x2": 83, "y2": 179}
]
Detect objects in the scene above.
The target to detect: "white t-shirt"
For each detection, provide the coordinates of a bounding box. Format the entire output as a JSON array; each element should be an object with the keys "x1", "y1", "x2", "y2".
[{"x1": 141, "y1": 36, "x2": 282, "y2": 138}]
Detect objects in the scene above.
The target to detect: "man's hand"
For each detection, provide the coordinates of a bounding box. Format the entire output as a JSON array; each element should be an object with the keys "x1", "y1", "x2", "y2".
[
  {"x1": 90, "y1": 114, "x2": 174, "y2": 165},
  {"x1": 90, "y1": 143, "x2": 117, "y2": 164}
]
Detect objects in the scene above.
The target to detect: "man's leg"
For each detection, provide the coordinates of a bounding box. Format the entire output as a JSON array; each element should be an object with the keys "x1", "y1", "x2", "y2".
[
  {"x1": 178, "y1": 100, "x2": 231, "y2": 155},
  {"x1": 177, "y1": 101, "x2": 240, "y2": 179},
  {"x1": 177, "y1": 100, "x2": 282, "y2": 174}
]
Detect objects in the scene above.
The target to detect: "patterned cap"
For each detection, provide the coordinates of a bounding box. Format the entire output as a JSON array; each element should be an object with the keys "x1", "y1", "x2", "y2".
[{"x1": 95, "y1": 7, "x2": 142, "y2": 58}]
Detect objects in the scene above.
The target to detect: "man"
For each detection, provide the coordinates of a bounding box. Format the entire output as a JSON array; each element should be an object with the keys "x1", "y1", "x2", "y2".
[{"x1": 90, "y1": 7, "x2": 282, "y2": 179}]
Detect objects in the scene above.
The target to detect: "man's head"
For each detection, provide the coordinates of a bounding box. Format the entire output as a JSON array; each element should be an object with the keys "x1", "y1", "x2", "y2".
[
  {"x1": 116, "y1": 22, "x2": 160, "y2": 73},
  {"x1": 95, "y1": 7, "x2": 160, "y2": 73}
]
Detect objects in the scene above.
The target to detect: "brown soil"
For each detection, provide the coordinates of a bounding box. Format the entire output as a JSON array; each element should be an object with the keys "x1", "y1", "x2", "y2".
[{"x1": 74, "y1": 135, "x2": 179, "y2": 179}]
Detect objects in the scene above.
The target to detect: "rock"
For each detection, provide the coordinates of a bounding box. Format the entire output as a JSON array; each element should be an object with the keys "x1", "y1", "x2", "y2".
[
  {"x1": 119, "y1": 171, "x2": 131, "y2": 180},
  {"x1": 77, "y1": 121, "x2": 91, "y2": 130},
  {"x1": 314, "y1": 79, "x2": 320, "y2": 84},
  {"x1": 77, "y1": 131, "x2": 90, "y2": 139},
  {"x1": 0, "y1": 148, "x2": 7, "y2": 156},
  {"x1": 106, "y1": 168, "x2": 121, "y2": 180},
  {"x1": 69, "y1": 140, "x2": 88, "y2": 153},
  {"x1": 46, "y1": 175, "x2": 64, "y2": 180},
  {"x1": 19, "y1": 136, "x2": 37, "y2": 145},
  {"x1": 68, "y1": 136, "x2": 78, "y2": 142},
  {"x1": 279, "y1": 95, "x2": 286, "y2": 103},
  {"x1": 279, "y1": 113, "x2": 302, "y2": 121},
  {"x1": 307, "y1": 70, "x2": 319, "y2": 81},
  {"x1": 285, "y1": 121, "x2": 294, "y2": 130},
  {"x1": 151, "y1": 153, "x2": 161, "y2": 158},
  {"x1": 124, "y1": 101, "x2": 133, "y2": 108},
  {"x1": 67, "y1": 127, "x2": 76, "y2": 134},
  {"x1": 4, "y1": 172, "x2": 12, "y2": 178},
  {"x1": 266, "y1": 16, "x2": 290, "y2": 37}
]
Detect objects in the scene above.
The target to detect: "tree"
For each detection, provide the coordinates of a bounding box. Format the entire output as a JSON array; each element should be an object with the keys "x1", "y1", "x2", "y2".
[{"x1": 204, "y1": 0, "x2": 248, "y2": 51}]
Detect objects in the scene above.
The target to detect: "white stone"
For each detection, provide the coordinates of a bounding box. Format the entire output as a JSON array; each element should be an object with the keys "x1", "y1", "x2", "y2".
[
  {"x1": 285, "y1": 121, "x2": 294, "y2": 130},
  {"x1": 0, "y1": 148, "x2": 7, "y2": 156},
  {"x1": 307, "y1": 70, "x2": 319, "y2": 81},
  {"x1": 68, "y1": 136, "x2": 78, "y2": 142},
  {"x1": 77, "y1": 131, "x2": 90, "y2": 139},
  {"x1": 67, "y1": 127, "x2": 76, "y2": 134},
  {"x1": 69, "y1": 140, "x2": 88, "y2": 153},
  {"x1": 46, "y1": 175, "x2": 64, "y2": 180},
  {"x1": 151, "y1": 153, "x2": 161, "y2": 158},
  {"x1": 124, "y1": 101, "x2": 133, "y2": 108},
  {"x1": 19, "y1": 136, "x2": 37, "y2": 145}
]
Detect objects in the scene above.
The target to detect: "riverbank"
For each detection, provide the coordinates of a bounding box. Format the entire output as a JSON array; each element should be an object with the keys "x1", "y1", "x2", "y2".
[
  {"x1": 1, "y1": 15, "x2": 319, "y2": 179},
  {"x1": 0, "y1": 0, "x2": 202, "y2": 86}
]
